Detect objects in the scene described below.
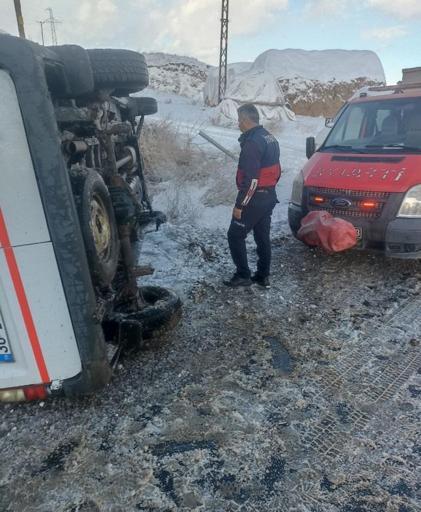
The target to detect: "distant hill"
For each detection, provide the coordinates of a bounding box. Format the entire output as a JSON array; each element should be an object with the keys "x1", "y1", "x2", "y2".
[{"x1": 144, "y1": 52, "x2": 212, "y2": 101}]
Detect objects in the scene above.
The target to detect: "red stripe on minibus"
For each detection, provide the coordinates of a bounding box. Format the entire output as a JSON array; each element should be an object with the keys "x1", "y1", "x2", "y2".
[{"x1": 0, "y1": 208, "x2": 50, "y2": 383}]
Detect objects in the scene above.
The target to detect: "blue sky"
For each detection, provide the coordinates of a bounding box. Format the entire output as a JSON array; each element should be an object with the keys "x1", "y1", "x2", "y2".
[{"x1": 0, "y1": 0, "x2": 420, "y2": 84}]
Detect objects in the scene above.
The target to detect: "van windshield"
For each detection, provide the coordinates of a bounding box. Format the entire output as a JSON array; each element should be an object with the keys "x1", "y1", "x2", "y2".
[{"x1": 322, "y1": 97, "x2": 421, "y2": 153}]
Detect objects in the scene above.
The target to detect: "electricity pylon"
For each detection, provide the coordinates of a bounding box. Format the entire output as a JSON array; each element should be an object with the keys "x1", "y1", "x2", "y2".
[{"x1": 218, "y1": 0, "x2": 229, "y2": 104}]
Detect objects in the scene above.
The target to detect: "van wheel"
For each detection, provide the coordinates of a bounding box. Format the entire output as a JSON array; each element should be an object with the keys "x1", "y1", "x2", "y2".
[
  {"x1": 288, "y1": 209, "x2": 303, "y2": 240},
  {"x1": 48, "y1": 44, "x2": 94, "y2": 97},
  {"x1": 73, "y1": 170, "x2": 120, "y2": 288},
  {"x1": 131, "y1": 97, "x2": 158, "y2": 116},
  {"x1": 87, "y1": 49, "x2": 149, "y2": 96}
]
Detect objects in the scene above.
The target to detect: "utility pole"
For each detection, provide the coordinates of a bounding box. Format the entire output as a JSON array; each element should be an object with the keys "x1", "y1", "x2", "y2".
[
  {"x1": 38, "y1": 21, "x2": 45, "y2": 45},
  {"x1": 13, "y1": 0, "x2": 26, "y2": 38},
  {"x1": 218, "y1": 0, "x2": 229, "y2": 104},
  {"x1": 44, "y1": 7, "x2": 60, "y2": 45}
]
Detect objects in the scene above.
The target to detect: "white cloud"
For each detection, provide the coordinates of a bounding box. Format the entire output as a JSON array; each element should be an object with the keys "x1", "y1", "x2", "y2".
[
  {"x1": 362, "y1": 25, "x2": 408, "y2": 43},
  {"x1": 0, "y1": 0, "x2": 288, "y2": 64},
  {"x1": 77, "y1": 0, "x2": 117, "y2": 25},
  {"x1": 72, "y1": 0, "x2": 118, "y2": 44},
  {"x1": 230, "y1": 0, "x2": 288, "y2": 36},
  {"x1": 367, "y1": 0, "x2": 421, "y2": 19},
  {"x1": 303, "y1": 0, "x2": 349, "y2": 18},
  {"x1": 160, "y1": 0, "x2": 289, "y2": 63},
  {"x1": 159, "y1": 0, "x2": 219, "y2": 62}
]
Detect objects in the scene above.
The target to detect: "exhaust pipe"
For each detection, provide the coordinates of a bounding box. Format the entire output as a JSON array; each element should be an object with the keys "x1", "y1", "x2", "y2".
[{"x1": 65, "y1": 140, "x2": 89, "y2": 154}]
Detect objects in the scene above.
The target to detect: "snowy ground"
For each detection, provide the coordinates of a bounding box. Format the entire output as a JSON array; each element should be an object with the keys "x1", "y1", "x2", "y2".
[
  {"x1": 140, "y1": 89, "x2": 323, "y2": 224},
  {"x1": 1, "y1": 94, "x2": 420, "y2": 512},
  {"x1": 138, "y1": 89, "x2": 323, "y2": 293}
]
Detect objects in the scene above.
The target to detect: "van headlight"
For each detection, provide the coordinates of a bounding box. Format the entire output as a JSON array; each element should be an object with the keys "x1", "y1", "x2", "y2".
[
  {"x1": 398, "y1": 185, "x2": 421, "y2": 217},
  {"x1": 290, "y1": 171, "x2": 304, "y2": 205}
]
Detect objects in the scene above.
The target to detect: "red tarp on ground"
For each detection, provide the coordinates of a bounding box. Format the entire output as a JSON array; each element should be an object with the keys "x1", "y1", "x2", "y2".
[{"x1": 297, "y1": 211, "x2": 357, "y2": 253}]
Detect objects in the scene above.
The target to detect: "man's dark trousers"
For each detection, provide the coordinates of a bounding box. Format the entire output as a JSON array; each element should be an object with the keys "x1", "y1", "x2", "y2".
[{"x1": 228, "y1": 188, "x2": 277, "y2": 279}]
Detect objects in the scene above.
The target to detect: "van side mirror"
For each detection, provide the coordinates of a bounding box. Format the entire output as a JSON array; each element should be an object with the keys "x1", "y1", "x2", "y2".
[
  {"x1": 306, "y1": 137, "x2": 316, "y2": 159},
  {"x1": 325, "y1": 117, "x2": 335, "y2": 128}
]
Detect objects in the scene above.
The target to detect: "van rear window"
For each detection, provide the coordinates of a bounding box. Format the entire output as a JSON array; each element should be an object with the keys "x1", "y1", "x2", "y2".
[{"x1": 322, "y1": 98, "x2": 421, "y2": 153}]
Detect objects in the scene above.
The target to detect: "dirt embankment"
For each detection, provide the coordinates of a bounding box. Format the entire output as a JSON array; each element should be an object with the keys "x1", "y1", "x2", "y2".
[{"x1": 279, "y1": 77, "x2": 383, "y2": 117}]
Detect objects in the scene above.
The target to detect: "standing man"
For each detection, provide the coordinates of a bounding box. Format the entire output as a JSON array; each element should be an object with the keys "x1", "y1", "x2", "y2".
[{"x1": 224, "y1": 104, "x2": 281, "y2": 288}]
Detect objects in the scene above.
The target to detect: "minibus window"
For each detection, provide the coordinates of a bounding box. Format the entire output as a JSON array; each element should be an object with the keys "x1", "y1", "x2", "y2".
[
  {"x1": 343, "y1": 107, "x2": 365, "y2": 141},
  {"x1": 322, "y1": 97, "x2": 421, "y2": 153}
]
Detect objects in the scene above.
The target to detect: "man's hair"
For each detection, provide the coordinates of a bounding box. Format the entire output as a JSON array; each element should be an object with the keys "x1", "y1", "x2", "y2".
[{"x1": 238, "y1": 103, "x2": 259, "y2": 124}]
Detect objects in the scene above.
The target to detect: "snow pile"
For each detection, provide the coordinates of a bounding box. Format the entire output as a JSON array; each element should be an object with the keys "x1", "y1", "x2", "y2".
[
  {"x1": 145, "y1": 52, "x2": 211, "y2": 101},
  {"x1": 212, "y1": 97, "x2": 295, "y2": 128},
  {"x1": 203, "y1": 62, "x2": 252, "y2": 107},
  {"x1": 205, "y1": 49, "x2": 385, "y2": 121},
  {"x1": 206, "y1": 63, "x2": 295, "y2": 127},
  {"x1": 252, "y1": 49, "x2": 385, "y2": 83}
]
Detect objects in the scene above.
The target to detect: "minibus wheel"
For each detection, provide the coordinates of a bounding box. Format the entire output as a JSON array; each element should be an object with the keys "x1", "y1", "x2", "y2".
[{"x1": 73, "y1": 170, "x2": 120, "y2": 288}]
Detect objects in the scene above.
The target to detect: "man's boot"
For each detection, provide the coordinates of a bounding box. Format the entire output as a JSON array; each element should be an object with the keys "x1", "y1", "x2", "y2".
[
  {"x1": 223, "y1": 274, "x2": 252, "y2": 287},
  {"x1": 251, "y1": 273, "x2": 270, "y2": 288}
]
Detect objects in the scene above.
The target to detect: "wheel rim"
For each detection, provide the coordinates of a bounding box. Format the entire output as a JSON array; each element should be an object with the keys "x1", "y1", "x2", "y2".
[{"x1": 90, "y1": 193, "x2": 112, "y2": 260}]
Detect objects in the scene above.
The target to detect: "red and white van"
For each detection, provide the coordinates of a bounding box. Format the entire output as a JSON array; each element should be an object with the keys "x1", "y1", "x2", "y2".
[
  {"x1": 0, "y1": 35, "x2": 180, "y2": 402},
  {"x1": 289, "y1": 76, "x2": 421, "y2": 258}
]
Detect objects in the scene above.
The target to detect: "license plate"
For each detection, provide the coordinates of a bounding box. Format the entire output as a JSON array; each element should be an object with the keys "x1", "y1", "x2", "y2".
[
  {"x1": 355, "y1": 227, "x2": 363, "y2": 240},
  {"x1": 0, "y1": 310, "x2": 14, "y2": 362}
]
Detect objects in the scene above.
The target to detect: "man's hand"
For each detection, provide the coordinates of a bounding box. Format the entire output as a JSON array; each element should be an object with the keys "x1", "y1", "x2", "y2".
[{"x1": 233, "y1": 207, "x2": 242, "y2": 220}]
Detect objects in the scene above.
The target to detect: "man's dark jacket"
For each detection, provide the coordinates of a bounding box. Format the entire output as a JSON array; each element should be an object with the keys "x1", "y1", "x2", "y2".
[{"x1": 235, "y1": 125, "x2": 281, "y2": 208}]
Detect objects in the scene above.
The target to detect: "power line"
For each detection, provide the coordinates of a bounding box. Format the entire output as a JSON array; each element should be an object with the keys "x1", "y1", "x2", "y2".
[{"x1": 218, "y1": 0, "x2": 229, "y2": 104}]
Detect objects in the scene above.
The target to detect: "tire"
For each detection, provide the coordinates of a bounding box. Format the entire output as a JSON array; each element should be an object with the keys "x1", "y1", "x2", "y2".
[
  {"x1": 32, "y1": 43, "x2": 70, "y2": 98},
  {"x1": 49, "y1": 45, "x2": 94, "y2": 97},
  {"x1": 289, "y1": 224, "x2": 299, "y2": 239},
  {"x1": 288, "y1": 207, "x2": 303, "y2": 240},
  {"x1": 73, "y1": 170, "x2": 120, "y2": 288},
  {"x1": 87, "y1": 49, "x2": 149, "y2": 96},
  {"x1": 131, "y1": 97, "x2": 158, "y2": 116},
  {"x1": 124, "y1": 286, "x2": 182, "y2": 338}
]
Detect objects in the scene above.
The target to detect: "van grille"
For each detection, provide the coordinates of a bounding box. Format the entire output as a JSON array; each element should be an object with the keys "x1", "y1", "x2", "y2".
[{"x1": 307, "y1": 187, "x2": 390, "y2": 219}]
